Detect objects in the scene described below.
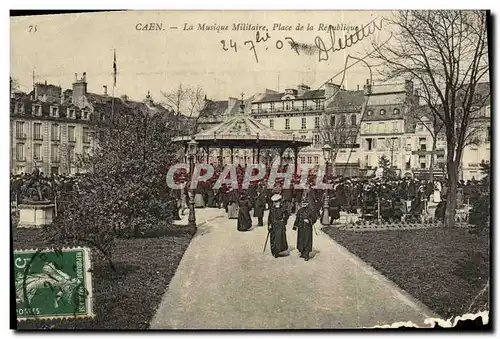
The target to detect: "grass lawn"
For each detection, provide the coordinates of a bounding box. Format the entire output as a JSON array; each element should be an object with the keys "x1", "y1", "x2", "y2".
[
  {"x1": 13, "y1": 224, "x2": 196, "y2": 330},
  {"x1": 322, "y1": 226, "x2": 490, "y2": 320}
]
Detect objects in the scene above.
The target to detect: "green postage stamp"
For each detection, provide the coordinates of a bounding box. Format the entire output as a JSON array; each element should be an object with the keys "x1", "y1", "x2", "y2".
[{"x1": 14, "y1": 247, "x2": 93, "y2": 321}]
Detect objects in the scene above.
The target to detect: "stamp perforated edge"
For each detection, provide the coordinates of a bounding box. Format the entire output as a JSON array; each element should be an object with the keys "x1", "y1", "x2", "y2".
[{"x1": 14, "y1": 246, "x2": 95, "y2": 322}]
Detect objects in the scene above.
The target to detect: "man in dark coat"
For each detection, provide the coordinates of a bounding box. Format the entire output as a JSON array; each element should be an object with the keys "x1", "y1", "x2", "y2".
[
  {"x1": 293, "y1": 199, "x2": 317, "y2": 261},
  {"x1": 267, "y1": 194, "x2": 290, "y2": 258},
  {"x1": 237, "y1": 192, "x2": 252, "y2": 231},
  {"x1": 253, "y1": 187, "x2": 266, "y2": 226}
]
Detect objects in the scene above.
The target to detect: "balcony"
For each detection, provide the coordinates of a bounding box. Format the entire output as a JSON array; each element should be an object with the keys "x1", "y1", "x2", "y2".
[
  {"x1": 68, "y1": 138, "x2": 77, "y2": 143},
  {"x1": 16, "y1": 158, "x2": 26, "y2": 162},
  {"x1": 16, "y1": 133, "x2": 26, "y2": 140},
  {"x1": 51, "y1": 136, "x2": 61, "y2": 142},
  {"x1": 51, "y1": 158, "x2": 60, "y2": 163},
  {"x1": 33, "y1": 134, "x2": 43, "y2": 141}
]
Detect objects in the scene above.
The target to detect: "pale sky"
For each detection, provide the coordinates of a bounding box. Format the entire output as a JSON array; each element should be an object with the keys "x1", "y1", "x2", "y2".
[{"x1": 11, "y1": 10, "x2": 392, "y2": 102}]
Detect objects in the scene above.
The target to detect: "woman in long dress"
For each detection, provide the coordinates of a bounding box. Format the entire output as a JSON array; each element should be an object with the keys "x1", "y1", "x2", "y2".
[
  {"x1": 433, "y1": 181, "x2": 442, "y2": 203},
  {"x1": 237, "y1": 192, "x2": 252, "y2": 231},
  {"x1": 267, "y1": 194, "x2": 290, "y2": 258},
  {"x1": 227, "y1": 187, "x2": 239, "y2": 219}
]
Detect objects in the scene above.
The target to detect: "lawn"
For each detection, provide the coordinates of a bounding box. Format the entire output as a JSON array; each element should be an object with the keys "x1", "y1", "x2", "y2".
[
  {"x1": 322, "y1": 226, "x2": 490, "y2": 320},
  {"x1": 12, "y1": 224, "x2": 196, "y2": 330}
]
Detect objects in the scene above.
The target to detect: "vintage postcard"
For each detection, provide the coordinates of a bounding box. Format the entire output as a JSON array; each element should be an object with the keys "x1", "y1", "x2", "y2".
[{"x1": 10, "y1": 10, "x2": 490, "y2": 330}]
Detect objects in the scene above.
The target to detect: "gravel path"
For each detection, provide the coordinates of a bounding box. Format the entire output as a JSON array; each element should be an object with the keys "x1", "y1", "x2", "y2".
[{"x1": 150, "y1": 209, "x2": 438, "y2": 329}]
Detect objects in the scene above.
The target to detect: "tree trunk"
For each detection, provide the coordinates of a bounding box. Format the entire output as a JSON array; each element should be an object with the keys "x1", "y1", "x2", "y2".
[
  {"x1": 429, "y1": 136, "x2": 437, "y2": 185},
  {"x1": 445, "y1": 160, "x2": 458, "y2": 228}
]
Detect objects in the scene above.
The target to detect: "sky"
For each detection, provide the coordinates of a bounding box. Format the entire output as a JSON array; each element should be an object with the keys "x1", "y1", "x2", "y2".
[{"x1": 11, "y1": 10, "x2": 392, "y2": 102}]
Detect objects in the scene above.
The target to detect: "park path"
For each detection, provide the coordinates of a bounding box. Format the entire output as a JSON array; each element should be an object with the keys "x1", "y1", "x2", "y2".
[{"x1": 151, "y1": 208, "x2": 438, "y2": 329}]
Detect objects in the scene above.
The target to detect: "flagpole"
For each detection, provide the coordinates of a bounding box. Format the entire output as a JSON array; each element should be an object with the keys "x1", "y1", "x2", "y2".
[{"x1": 111, "y1": 49, "x2": 117, "y2": 122}]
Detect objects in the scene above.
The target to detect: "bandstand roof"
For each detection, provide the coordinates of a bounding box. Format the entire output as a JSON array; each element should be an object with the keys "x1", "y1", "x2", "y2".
[{"x1": 173, "y1": 108, "x2": 312, "y2": 149}]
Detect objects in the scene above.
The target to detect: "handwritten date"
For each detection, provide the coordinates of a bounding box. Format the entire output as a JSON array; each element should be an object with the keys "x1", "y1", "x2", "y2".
[{"x1": 221, "y1": 32, "x2": 299, "y2": 63}]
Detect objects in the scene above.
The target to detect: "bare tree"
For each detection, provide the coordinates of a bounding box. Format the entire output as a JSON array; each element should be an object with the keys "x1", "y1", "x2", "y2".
[
  {"x1": 161, "y1": 84, "x2": 205, "y2": 135},
  {"x1": 371, "y1": 10, "x2": 490, "y2": 228},
  {"x1": 319, "y1": 113, "x2": 358, "y2": 175},
  {"x1": 409, "y1": 105, "x2": 445, "y2": 184},
  {"x1": 60, "y1": 144, "x2": 76, "y2": 175}
]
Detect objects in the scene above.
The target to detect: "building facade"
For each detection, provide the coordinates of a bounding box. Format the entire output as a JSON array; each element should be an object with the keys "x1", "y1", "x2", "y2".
[{"x1": 10, "y1": 73, "x2": 171, "y2": 175}]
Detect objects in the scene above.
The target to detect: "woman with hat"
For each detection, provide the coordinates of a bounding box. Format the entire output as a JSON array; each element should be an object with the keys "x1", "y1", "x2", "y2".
[
  {"x1": 293, "y1": 198, "x2": 317, "y2": 261},
  {"x1": 267, "y1": 193, "x2": 290, "y2": 258},
  {"x1": 237, "y1": 191, "x2": 252, "y2": 231}
]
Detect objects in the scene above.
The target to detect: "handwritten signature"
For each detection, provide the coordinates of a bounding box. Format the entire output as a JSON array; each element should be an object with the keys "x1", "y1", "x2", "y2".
[{"x1": 314, "y1": 18, "x2": 384, "y2": 62}]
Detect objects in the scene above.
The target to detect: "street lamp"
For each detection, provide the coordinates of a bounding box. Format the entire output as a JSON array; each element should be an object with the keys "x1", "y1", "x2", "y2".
[
  {"x1": 321, "y1": 143, "x2": 332, "y2": 225},
  {"x1": 188, "y1": 137, "x2": 198, "y2": 227}
]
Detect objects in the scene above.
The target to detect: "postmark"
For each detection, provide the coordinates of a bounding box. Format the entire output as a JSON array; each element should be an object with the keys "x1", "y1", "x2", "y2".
[{"x1": 14, "y1": 247, "x2": 93, "y2": 321}]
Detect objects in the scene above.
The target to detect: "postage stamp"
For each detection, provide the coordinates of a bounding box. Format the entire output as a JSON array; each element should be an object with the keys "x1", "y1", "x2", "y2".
[{"x1": 14, "y1": 247, "x2": 93, "y2": 321}]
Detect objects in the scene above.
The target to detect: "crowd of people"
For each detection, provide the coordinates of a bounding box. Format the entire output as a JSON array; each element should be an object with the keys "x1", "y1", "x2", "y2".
[
  {"x1": 166, "y1": 163, "x2": 487, "y2": 260},
  {"x1": 10, "y1": 170, "x2": 83, "y2": 205}
]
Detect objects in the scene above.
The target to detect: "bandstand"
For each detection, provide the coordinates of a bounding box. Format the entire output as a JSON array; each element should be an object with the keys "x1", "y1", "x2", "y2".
[{"x1": 173, "y1": 99, "x2": 312, "y2": 170}]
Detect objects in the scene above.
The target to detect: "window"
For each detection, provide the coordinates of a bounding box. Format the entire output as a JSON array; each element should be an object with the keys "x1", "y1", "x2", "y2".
[
  {"x1": 15, "y1": 102, "x2": 24, "y2": 114},
  {"x1": 377, "y1": 138, "x2": 386, "y2": 151},
  {"x1": 68, "y1": 108, "x2": 75, "y2": 119},
  {"x1": 366, "y1": 138, "x2": 373, "y2": 151},
  {"x1": 351, "y1": 114, "x2": 357, "y2": 126},
  {"x1": 285, "y1": 118, "x2": 290, "y2": 130},
  {"x1": 487, "y1": 127, "x2": 491, "y2": 142},
  {"x1": 307, "y1": 156, "x2": 312, "y2": 164},
  {"x1": 419, "y1": 155, "x2": 426, "y2": 168},
  {"x1": 51, "y1": 124, "x2": 60, "y2": 141},
  {"x1": 380, "y1": 109, "x2": 386, "y2": 115},
  {"x1": 316, "y1": 100, "x2": 322, "y2": 110},
  {"x1": 270, "y1": 102, "x2": 275, "y2": 111},
  {"x1": 314, "y1": 116, "x2": 320, "y2": 129},
  {"x1": 33, "y1": 143, "x2": 42, "y2": 161},
  {"x1": 486, "y1": 106, "x2": 491, "y2": 117},
  {"x1": 285, "y1": 99, "x2": 291, "y2": 110},
  {"x1": 68, "y1": 145, "x2": 75, "y2": 161},
  {"x1": 367, "y1": 110, "x2": 372, "y2": 116},
  {"x1": 330, "y1": 115, "x2": 335, "y2": 127},
  {"x1": 33, "y1": 123, "x2": 42, "y2": 140},
  {"x1": 16, "y1": 143, "x2": 25, "y2": 161},
  {"x1": 257, "y1": 103, "x2": 262, "y2": 113},
  {"x1": 32, "y1": 104, "x2": 42, "y2": 116},
  {"x1": 83, "y1": 127, "x2": 91, "y2": 143},
  {"x1": 393, "y1": 108, "x2": 400, "y2": 115},
  {"x1": 314, "y1": 134, "x2": 320, "y2": 145},
  {"x1": 301, "y1": 118, "x2": 306, "y2": 129},
  {"x1": 302, "y1": 100, "x2": 307, "y2": 111},
  {"x1": 314, "y1": 156, "x2": 319, "y2": 164},
  {"x1": 68, "y1": 126, "x2": 76, "y2": 142},
  {"x1": 300, "y1": 156, "x2": 305, "y2": 164},
  {"x1": 15, "y1": 121, "x2": 25, "y2": 139},
  {"x1": 51, "y1": 106, "x2": 59, "y2": 117},
  {"x1": 340, "y1": 115, "x2": 346, "y2": 125},
  {"x1": 300, "y1": 135, "x2": 306, "y2": 140},
  {"x1": 419, "y1": 137, "x2": 427, "y2": 151},
  {"x1": 51, "y1": 144, "x2": 60, "y2": 162}
]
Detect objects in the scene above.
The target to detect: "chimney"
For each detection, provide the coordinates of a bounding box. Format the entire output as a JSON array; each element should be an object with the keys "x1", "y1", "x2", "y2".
[
  {"x1": 72, "y1": 71, "x2": 88, "y2": 107},
  {"x1": 44, "y1": 80, "x2": 47, "y2": 85},
  {"x1": 228, "y1": 97, "x2": 238, "y2": 115},
  {"x1": 324, "y1": 82, "x2": 340, "y2": 107},
  {"x1": 103, "y1": 85, "x2": 108, "y2": 96},
  {"x1": 363, "y1": 79, "x2": 372, "y2": 95},
  {"x1": 357, "y1": 85, "x2": 360, "y2": 91},
  {"x1": 297, "y1": 84, "x2": 311, "y2": 96}
]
